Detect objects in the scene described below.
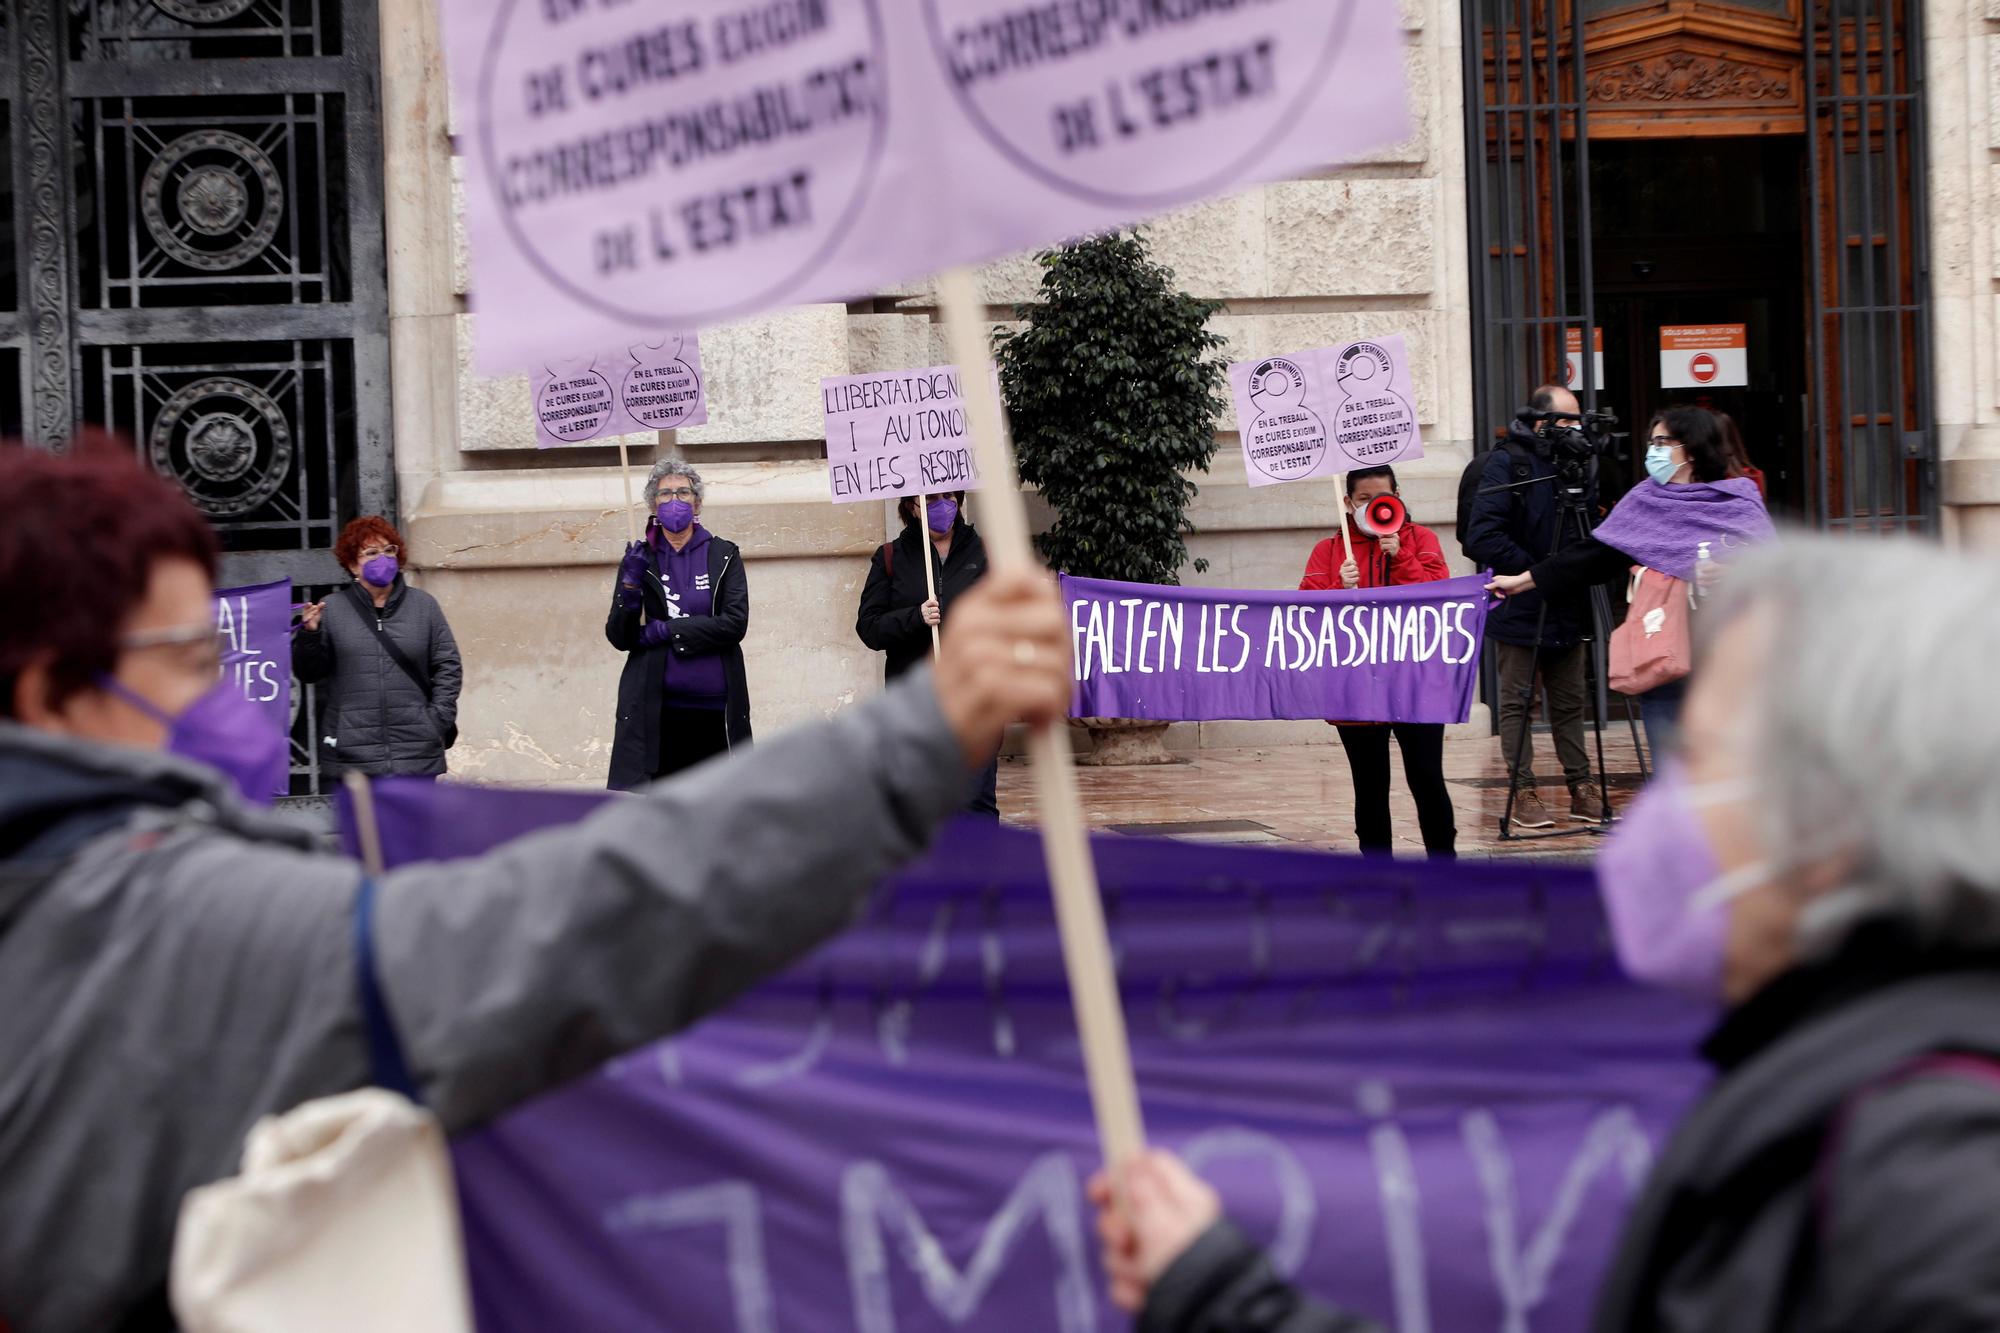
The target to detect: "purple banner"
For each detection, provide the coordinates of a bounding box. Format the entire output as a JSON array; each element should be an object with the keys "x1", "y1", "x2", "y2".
[
  {"x1": 216, "y1": 578, "x2": 292, "y2": 798},
  {"x1": 1063, "y1": 574, "x2": 1490, "y2": 724},
  {"x1": 532, "y1": 334, "x2": 707, "y2": 447},
  {"x1": 338, "y1": 788, "x2": 1707, "y2": 1333}
]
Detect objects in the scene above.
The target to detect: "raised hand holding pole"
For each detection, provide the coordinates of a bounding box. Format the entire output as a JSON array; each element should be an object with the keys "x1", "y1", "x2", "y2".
[{"x1": 937, "y1": 265, "x2": 1145, "y2": 1168}]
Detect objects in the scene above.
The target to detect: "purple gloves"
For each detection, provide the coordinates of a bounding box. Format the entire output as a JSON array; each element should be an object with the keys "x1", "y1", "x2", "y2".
[
  {"x1": 618, "y1": 542, "x2": 648, "y2": 608},
  {"x1": 639, "y1": 619, "x2": 674, "y2": 648}
]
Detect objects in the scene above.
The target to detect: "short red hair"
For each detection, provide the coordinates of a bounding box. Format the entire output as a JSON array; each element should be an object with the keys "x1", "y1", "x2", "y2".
[
  {"x1": 0, "y1": 435, "x2": 220, "y2": 716},
  {"x1": 334, "y1": 515, "x2": 406, "y2": 570}
]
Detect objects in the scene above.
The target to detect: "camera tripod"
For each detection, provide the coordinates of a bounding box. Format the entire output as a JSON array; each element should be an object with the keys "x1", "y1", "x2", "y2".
[{"x1": 1485, "y1": 472, "x2": 1649, "y2": 842}]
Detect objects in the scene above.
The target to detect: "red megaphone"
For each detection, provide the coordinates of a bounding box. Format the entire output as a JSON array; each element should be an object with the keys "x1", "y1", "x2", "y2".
[{"x1": 1357, "y1": 493, "x2": 1406, "y2": 537}]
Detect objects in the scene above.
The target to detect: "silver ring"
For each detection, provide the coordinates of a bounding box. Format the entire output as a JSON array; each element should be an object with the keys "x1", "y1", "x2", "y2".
[{"x1": 1013, "y1": 640, "x2": 1037, "y2": 666}]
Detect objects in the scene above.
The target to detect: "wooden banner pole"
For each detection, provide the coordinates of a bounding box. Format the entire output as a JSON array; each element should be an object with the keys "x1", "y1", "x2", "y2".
[
  {"x1": 916, "y1": 492, "x2": 942, "y2": 657},
  {"x1": 344, "y1": 770, "x2": 385, "y2": 878},
  {"x1": 618, "y1": 439, "x2": 639, "y2": 545},
  {"x1": 936, "y1": 266, "x2": 1146, "y2": 1168},
  {"x1": 1336, "y1": 471, "x2": 1355, "y2": 581}
]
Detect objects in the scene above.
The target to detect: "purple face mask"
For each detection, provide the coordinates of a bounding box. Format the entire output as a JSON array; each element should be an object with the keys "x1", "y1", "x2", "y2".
[
  {"x1": 360, "y1": 554, "x2": 398, "y2": 587},
  {"x1": 657, "y1": 499, "x2": 695, "y2": 533},
  {"x1": 101, "y1": 677, "x2": 289, "y2": 807},
  {"x1": 926, "y1": 497, "x2": 958, "y2": 534},
  {"x1": 1594, "y1": 759, "x2": 1761, "y2": 999}
]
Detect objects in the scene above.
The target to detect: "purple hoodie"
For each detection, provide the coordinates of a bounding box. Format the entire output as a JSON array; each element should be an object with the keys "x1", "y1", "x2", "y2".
[{"x1": 654, "y1": 525, "x2": 728, "y2": 706}]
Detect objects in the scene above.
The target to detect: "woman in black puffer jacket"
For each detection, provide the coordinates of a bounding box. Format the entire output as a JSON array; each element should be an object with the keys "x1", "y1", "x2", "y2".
[{"x1": 293, "y1": 515, "x2": 462, "y2": 778}]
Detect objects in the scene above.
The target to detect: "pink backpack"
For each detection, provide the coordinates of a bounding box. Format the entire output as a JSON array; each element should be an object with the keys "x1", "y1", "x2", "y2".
[{"x1": 1608, "y1": 566, "x2": 1695, "y2": 694}]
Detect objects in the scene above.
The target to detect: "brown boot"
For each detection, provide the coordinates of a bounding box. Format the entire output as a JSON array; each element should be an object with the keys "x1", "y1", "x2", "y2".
[
  {"x1": 1509, "y1": 787, "x2": 1555, "y2": 830},
  {"x1": 1569, "y1": 780, "x2": 1610, "y2": 824}
]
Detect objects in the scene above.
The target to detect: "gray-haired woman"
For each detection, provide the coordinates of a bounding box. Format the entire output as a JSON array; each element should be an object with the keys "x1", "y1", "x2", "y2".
[
  {"x1": 1092, "y1": 535, "x2": 2000, "y2": 1332},
  {"x1": 605, "y1": 458, "x2": 750, "y2": 789}
]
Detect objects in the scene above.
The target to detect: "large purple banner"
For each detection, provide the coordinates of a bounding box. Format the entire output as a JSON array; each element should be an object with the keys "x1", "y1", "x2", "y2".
[
  {"x1": 1063, "y1": 574, "x2": 1491, "y2": 724},
  {"x1": 339, "y1": 786, "x2": 1707, "y2": 1333}
]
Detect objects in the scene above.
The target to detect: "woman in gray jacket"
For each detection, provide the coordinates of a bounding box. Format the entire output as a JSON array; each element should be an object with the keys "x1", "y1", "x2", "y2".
[{"x1": 294, "y1": 515, "x2": 462, "y2": 777}]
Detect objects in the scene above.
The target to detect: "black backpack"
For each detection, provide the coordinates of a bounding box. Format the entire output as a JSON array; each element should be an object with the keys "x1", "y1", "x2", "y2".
[{"x1": 1456, "y1": 436, "x2": 1536, "y2": 561}]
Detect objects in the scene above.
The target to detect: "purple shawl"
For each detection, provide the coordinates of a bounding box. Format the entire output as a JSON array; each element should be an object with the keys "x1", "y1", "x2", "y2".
[{"x1": 1592, "y1": 476, "x2": 1775, "y2": 580}]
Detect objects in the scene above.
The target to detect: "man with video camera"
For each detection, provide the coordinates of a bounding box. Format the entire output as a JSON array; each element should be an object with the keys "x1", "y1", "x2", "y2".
[{"x1": 1460, "y1": 384, "x2": 1609, "y2": 829}]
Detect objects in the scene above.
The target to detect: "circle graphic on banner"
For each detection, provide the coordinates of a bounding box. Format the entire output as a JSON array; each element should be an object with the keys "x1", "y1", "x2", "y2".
[
  {"x1": 1332, "y1": 342, "x2": 1415, "y2": 465},
  {"x1": 538, "y1": 367, "x2": 616, "y2": 442},
  {"x1": 919, "y1": 0, "x2": 1357, "y2": 207},
  {"x1": 620, "y1": 338, "x2": 701, "y2": 431},
  {"x1": 1689, "y1": 352, "x2": 1719, "y2": 384},
  {"x1": 1244, "y1": 357, "x2": 1327, "y2": 482},
  {"x1": 474, "y1": 0, "x2": 889, "y2": 327}
]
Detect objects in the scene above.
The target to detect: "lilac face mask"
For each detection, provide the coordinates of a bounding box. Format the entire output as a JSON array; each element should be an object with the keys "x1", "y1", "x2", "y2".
[
  {"x1": 1594, "y1": 759, "x2": 1763, "y2": 999},
  {"x1": 360, "y1": 554, "x2": 399, "y2": 587},
  {"x1": 926, "y1": 497, "x2": 958, "y2": 534},
  {"x1": 657, "y1": 499, "x2": 695, "y2": 533},
  {"x1": 102, "y1": 677, "x2": 289, "y2": 807}
]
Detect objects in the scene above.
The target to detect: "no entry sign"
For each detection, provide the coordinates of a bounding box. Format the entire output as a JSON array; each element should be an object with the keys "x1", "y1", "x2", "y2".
[
  {"x1": 1659, "y1": 324, "x2": 1747, "y2": 389},
  {"x1": 1564, "y1": 327, "x2": 1603, "y2": 392}
]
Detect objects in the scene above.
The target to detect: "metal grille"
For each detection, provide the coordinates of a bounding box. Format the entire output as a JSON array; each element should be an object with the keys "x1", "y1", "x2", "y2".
[
  {"x1": 7, "y1": 0, "x2": 391, "y2": 797},
  {"x1": 1806, "y1": 0, "x2": 1934, "y2": 532},
  {"x1": 1461, "y1": 0, "x2": 1598, "y2": 441}
]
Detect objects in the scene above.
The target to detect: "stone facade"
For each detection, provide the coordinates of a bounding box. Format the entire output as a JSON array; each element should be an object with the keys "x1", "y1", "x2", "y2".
[{"x1": 374, "y1": 0, "x2": 1998, "y2": 786}]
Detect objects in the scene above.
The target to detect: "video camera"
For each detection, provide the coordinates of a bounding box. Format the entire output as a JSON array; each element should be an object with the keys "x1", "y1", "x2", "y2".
[{"x1": 1520, "y1": 405, "x2": 1626, "y2": 483}]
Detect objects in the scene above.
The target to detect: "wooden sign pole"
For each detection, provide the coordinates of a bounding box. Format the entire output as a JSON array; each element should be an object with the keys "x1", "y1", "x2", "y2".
[
  {"x1": 916, "y1": 492, "x2": 942, "y2": 657},
  {"x1": 936, "y1": 266, "x2": 1146, "y2": 1167},
  {"x1": 618, "y1": 440, "x2": 639, "y2": 545}
]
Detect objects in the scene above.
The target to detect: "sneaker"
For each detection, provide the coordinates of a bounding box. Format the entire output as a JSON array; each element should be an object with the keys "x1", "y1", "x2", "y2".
[
  {"x1": 1509, "y1": 788, "x2": 1556, "y2": 830},
  {"x1": 1569, "y1": 781, "x2": 1610, "y2": 824}
]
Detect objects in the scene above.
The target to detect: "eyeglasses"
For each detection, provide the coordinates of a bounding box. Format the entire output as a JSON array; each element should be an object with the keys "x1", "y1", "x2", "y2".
[
  {"x1": 119, "y1": 620, "x2": 227, "y2": 672},
  {"x1": 1647, "y1": 435, "x2": 1680, "y2": 447},
  {"x1": 358, "y1": 544, "x2": 399, "y2": 560},
  {"x1": 657, "y1": 487, "x2": 696, "y2": 501}
]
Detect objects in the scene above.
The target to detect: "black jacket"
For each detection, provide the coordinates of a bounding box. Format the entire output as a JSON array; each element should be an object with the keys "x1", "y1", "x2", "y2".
[
  {"x1": 855, "y1": 518, "x2": 989, "y2": 681},
  {"x1": 1593, "y1": 924, "x2": 2000, "y2": 1332},
  {"x1": 292, "y1": 577, "x2": 461, "y2": 776},
  {"x1": 605, "y1": 531, "x2": 751, "y2": 790},
  {"x1": 1141, "y1": 924, "x2": 2000, "y2": 1333},
  {"x1": 1461, "y1": 424, "x2": 1595, "y2": 648}
]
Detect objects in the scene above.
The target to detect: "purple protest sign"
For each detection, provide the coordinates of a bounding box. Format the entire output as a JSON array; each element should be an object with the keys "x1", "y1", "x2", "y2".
[
  {"x1": 441, "y1": 0, "x2": 1410, "y2": 373},
  {"x1": 532, "y1": 335, "x2": 708, "y2": 447},
  {"x1": 822, "y1": 365, "x2": 986, "y2": 503},
  {"x1": 1230, "y1": 335, "x2": 1424, "y2": 487},
  {"x1": 216, "y1": 578, "x2": 293, "y2": 797},
  {"x1": 332, "y1": 792, "x2": 1708, "y2": 1333},
  {"x1": 1064, "y1": 573, "x2": 1488, "y2": 723}
]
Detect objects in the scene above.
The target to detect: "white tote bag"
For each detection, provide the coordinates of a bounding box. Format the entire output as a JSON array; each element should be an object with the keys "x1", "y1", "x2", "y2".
[{"x1": 170, "y1": 1089, "x2": 474, "y2": 1333}]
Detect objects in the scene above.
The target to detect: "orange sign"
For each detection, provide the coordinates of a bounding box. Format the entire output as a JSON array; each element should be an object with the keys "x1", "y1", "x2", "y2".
[
  {"x1": 1563, "y1": 327, "x2": 1604, "y2": 391},
  {"x1": 1659, "y1": 324, "x2": 1746, "y2": 389}
]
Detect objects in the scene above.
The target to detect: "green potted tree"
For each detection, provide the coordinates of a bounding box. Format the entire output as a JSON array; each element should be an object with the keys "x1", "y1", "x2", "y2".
[{"x1": 995, "y1": 230, "x2": 1229, "y2": 764}]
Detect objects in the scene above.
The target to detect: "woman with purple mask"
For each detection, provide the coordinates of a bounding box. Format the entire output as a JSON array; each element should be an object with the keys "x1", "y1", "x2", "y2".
[
  {"x1": 1091, "y1": 537, "x2": 2000, "y2": 1333},
  {"x1": 293, "y1": 514, "x2": 461, "y2": 780},
  {"x1": 606, "y1": 457, "x2": 752, "y2": 789},
  {"x1": 856, "y1": 489, "x2": 997, "y2": 817}
]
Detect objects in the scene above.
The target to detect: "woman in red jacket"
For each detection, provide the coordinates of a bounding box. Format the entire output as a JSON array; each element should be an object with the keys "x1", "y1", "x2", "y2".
[{"x1": 1298, "y1": 466, "x2": 1457, "y2": 858}]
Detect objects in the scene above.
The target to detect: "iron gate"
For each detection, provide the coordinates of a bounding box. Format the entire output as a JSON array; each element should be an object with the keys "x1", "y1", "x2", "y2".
[
  {"x1": 1806, "y1": 0, "x2": 1935, "y2": 532},
  {"x1": 1461, "y1": 0, "x2": 1600, "y2": 440},
  {"x1": 1, "y1": 0, "x2": 394, "y2": 795}
]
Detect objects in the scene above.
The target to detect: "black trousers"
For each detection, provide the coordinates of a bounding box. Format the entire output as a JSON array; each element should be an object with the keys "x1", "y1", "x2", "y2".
[
  {"x1": 1334, "y1": 723, "x2": 1457, "y2": 858},
  {"x1": 654, "y1": 705, "x2": 731, "y2": 779}
]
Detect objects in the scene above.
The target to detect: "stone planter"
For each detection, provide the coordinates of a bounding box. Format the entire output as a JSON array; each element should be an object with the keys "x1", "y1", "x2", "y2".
[{"x1": 1070, "y1": 716, "x2": 1179, "y2": 767}]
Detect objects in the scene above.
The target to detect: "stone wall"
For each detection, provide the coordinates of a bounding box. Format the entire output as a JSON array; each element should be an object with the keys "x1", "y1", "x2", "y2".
[
  {"x1": 1932, "y1": 0, "x2": 2000, "y2": 545},
  {"x1": 378, "y1": 0, "x2": 1471, "y2": 785}
]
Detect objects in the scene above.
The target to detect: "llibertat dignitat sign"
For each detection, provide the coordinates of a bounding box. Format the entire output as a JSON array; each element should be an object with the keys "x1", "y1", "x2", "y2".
[
  {"x1": 1230, "y1": 335, "x2": 1424, "y2": 487},
  {"x1": 821, "y1": 364, "x2": 985, "y2": 503},
  {"x1": 1064, "y1": 572, "x2": 1488, "y2": 723},
  {"x1": 532, "y1": 335, "x2": 708, "y2": 447},
  {"x1": 442, "y1": 0, "x2": 1410, "y2": 371}
]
